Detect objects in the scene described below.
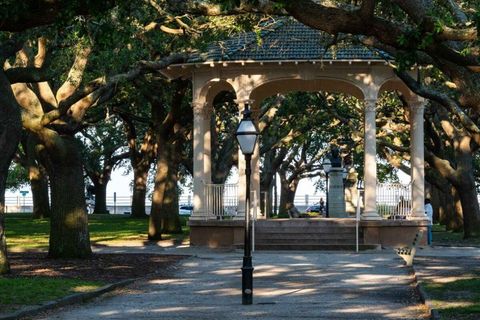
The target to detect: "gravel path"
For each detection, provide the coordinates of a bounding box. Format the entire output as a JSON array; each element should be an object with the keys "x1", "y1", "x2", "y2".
[{"x1": 33, "y1": 250, "x2": 428, "y2": 320}]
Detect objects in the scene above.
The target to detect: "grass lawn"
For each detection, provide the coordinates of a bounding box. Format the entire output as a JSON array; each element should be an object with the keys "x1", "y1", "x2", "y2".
[
  {"x1": 424, "y1": 278, "x2": 480, "y2": 320},
  {"x1": 2, "y1": 214, "x2": 188, "y2": 314},
  {"x1": 432, "y1": 224, "x2": 480, "y2": 246},
  {"x1": 0, "y1": 277, "x2": 104, "y2": 313},
  {"x1": 5, "y1": 213, "x2": 189, "y2": 250}
]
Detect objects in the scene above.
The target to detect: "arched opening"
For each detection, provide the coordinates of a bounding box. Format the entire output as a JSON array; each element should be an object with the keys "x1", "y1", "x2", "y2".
[
  {"x1": 250, "y1": 78, "x2": 365, "y2": 108},
  {"x1": 249, "y1": 78, "x2": 366, "y2": 218}
]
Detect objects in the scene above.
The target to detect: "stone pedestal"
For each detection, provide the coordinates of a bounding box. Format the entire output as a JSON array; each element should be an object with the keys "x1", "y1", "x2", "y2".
[{"x1": 328, "y1": 168, "x2": 347, "y2": 217}]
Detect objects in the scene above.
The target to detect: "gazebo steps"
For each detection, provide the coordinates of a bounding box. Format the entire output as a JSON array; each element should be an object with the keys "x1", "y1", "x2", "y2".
[
  {"x1": 254, "y1": 236, "x2": 357, "y2": 243},
  {"x1": 255, "y1": 218, "x2": 356, "y2": 226},
  {"x1": 252, "y1": 218, "x2": 373, "y2": 251},
  {"x1": 255, "y1": 227, "x2": 357, "y2": 233},
  {"x1": 251, "y1": 244, "x2": 380, "y2": 251}
]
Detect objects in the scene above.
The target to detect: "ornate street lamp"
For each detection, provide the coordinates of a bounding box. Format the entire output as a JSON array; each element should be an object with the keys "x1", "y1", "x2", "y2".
[
  {"x1": 322, "y1": 158, "x2": 331, "y2": 218},
  {"x1": 235, "y1": 104, "x2": 259, "y2": 305}
]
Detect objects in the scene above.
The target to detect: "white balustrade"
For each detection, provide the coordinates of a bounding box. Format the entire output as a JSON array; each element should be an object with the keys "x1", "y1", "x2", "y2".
[{"x1": 376, "y1": 182, "x2": 412, "y2": 219}]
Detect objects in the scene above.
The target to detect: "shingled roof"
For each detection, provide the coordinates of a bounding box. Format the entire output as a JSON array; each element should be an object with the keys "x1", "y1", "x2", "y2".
[{"x1": 189, "y1": 19, "x2": 385, "y2": 63}]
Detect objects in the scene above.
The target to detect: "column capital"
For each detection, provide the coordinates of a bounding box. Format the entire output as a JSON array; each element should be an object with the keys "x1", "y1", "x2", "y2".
[
  {"x1": 364, "y1": 99, "x2": 377, "y2": 112},
  {"x1": 409, "y1": 100, "x2": 426, "y2": 114}
]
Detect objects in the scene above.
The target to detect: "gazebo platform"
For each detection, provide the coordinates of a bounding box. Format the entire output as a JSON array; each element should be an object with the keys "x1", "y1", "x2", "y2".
[{"x1": 189, "y1": 218, "x2": 428, "y2": 250}]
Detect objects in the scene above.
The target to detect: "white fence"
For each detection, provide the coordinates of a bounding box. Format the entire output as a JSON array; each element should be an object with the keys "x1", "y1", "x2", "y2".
[
  {"x1": 376, "y1": 182, "x2": 412, "y2": 219},
  {"x1": 6, "y1": 182, "x2": 414, "y2": 219},
  {"x1": 204, "y1": 183, "x2": 238, "y2": 218},
  {"x1": 4, "y1": 193, "x2": 194, "y2": 214}
]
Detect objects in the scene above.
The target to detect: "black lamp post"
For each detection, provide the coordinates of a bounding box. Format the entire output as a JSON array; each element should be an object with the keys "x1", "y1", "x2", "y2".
[
  {"x1": 235, "y1": 104, "x2": 259, "y2": 305},
  {"x1": 322, "y1": 158, "x2": 331, "y2": 218}
]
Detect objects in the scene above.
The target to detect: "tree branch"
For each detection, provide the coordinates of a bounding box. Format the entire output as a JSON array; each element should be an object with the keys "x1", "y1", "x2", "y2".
[
  {"x1": 4, "y1": 67, "x2": 49, "y2": 84},
  {"x1": 395, "y1": 70, "x2": 480, "y2": 137},
  {"x1": 56, "y1": 45, "x2": 92, "y2": 104}
]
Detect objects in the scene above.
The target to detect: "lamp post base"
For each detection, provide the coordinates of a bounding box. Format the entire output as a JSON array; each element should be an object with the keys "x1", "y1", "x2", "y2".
[{"x1": 241, "y1": 256, "x2": 254, "y2": 305}]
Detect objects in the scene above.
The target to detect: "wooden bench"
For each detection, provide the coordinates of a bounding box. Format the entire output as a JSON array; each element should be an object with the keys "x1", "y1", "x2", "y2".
[{"x1": 395, "y1": 230, "x2": 424, "y2": 266}]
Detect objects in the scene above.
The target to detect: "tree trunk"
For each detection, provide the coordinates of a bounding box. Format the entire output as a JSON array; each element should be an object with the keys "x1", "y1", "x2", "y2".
[
  {"x1": 44, "y1": 136, "x2": 92, "y2": 258},
  {"x1": 148, "y1": 140, "x2": 181, "y2": 240},
  {"x1": 430, "y1": 185, "x2": 448, "y2": 225},
  {"x1": 278, "y1": 176, "x2": 299, "y2": 216},
  {"x1": 260, "y1": 151, "x2": 276, "y2": 217},
  {"x1": 453, "y1": 147, "x2": 480, "y2": 238},
  {"x1": 0, "y1": 69, "x2": 23, "y2": 274},
  {"x1": 0, "y1": 198, "x2": 8, "y2": 274},
  {"x1": 279, "y1": 185, "x2": 296, "y2": 216},
  {"x1": 93, "y1": 181, "x2": 108, "y2": 214},
  {"x1": 445, "y1": 186, "x2": 463, "y2": 232},
  {"x1": 131, "y1": 165, "x2": 149, "y2": 218},
  {"x1": 30, "y1": 165, "x2": 50, "y2": 219},
  {"x1": 455, "y1": 180, "x2": 480, "y2": 238}
]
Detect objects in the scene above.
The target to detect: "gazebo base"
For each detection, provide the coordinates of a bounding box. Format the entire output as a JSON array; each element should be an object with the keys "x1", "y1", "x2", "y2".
[
  {"x1": 189, "y1": 218, "x2": 429, "y2": 249},
  {"x1": 360, "y1": 219, "x2": 429, "y2": 247}
]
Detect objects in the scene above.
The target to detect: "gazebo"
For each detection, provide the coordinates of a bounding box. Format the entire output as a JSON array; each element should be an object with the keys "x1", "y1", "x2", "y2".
[{"x1": 162, "y1": 19, "x2": 429, "y2": 248}]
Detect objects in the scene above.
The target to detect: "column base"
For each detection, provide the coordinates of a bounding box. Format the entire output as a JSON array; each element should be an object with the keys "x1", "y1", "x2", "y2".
[{"x1": 361, "y1": 211, "x2": 383, "y2": 221}]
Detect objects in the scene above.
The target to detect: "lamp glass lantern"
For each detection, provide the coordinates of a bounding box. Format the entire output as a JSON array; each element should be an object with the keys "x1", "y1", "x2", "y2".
[
  {"x1": 322, "y1": 158, "x2": 332, "y2": 173},
  {"x1": 236, "y1": 114, "x2": 259, "y2": 155}
]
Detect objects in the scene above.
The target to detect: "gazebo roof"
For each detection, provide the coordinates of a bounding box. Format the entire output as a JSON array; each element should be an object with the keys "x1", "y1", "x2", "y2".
[{"x1": 189, "y1": 19, "x2": 386, "y2": 63}]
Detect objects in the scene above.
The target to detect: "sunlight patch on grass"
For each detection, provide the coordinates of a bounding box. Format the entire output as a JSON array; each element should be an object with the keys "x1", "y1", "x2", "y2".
[
  {"x1": 5, "y1": 214, "x2": 189, "y2": 250},
  {"x1": 71, "y1": 284, "x2": 102, "y2": 293}
]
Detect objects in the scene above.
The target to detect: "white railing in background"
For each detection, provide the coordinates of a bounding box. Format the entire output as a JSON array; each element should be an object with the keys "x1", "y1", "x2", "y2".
[
  {"x1": 4, "y1": 193, "x2": 194, "y2": 214},
  {"x1": 376, "y1": 182, "x2": 412, "y2": 219},
  {"x1": 204, "y1": 183, "x2": 238, "y2": 219},
  {"x1": 7, "y1": 183, "x2": 421, "y2": 220}
]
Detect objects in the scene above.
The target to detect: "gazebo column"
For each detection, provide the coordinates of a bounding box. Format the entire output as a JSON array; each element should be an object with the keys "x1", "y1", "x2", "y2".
[
  {"x1": 362, "y1": 99, "x2": 382, "y2": 220},
  {"x1": 192, "y1": 101, "x2": 212, "y2": 219},
  {"x1": 251, "y1": 106, "x2": 262, "y2": 219},
  {"x1": 410, "y1": 100, "x2": 427, "y2": 219}
]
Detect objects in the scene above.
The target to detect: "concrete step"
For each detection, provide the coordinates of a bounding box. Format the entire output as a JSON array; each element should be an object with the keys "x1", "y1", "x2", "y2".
[
  {"x1": 249, "y1": 244, "x2": 380, "y2": 251},
  {"x1": 255, "y1": 232, "x2": 358, "y2": 240},
  {"x1": 254, "y1": 238, "x2": 359, "y2": 245},
  {"x1": 255, "y1": 227, "x2": 357, "y2": 233},
  {"x1": 255, "y1": 219, "x2": 357, "y2": 227},
  {"x1": 251, "y1": 219, "x2": 366, "y2": 250}
]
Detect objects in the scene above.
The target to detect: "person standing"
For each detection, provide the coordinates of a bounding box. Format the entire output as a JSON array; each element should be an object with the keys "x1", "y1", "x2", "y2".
[
  {"x1": 424, "y1": 199, "x2": 433, "y2": 245},
  {"x1": 319, "y1": 198, "x2": 325, "y2": 215}
]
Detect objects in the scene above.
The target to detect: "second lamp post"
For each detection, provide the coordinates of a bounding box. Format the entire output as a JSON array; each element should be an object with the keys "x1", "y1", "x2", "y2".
[
  {"x1": 235, "y1": 104, "x2": 259, "y2": 305},
  {"x1": 322, "y1": 158, "x2": 331, "y2": 218}
]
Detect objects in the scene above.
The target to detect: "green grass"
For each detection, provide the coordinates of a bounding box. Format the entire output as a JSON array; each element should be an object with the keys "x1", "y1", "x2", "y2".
[
  {"x1": 432, "y1": 224, "x2": 480, "y2": 246},
  {"x1": 0, "y1": 277, "x2": 103, "y2": 313},
  {"x1": 5, "y1": 214, "x2": 190, "y2": 250},
  {"x1": 424, "y1": 278, "x2": 480, "y2": 319}
]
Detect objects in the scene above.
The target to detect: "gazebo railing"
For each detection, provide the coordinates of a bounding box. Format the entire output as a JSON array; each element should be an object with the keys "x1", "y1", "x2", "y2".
[
  {"x1": 204, "y1": 183, "x2": 238, "y2": 219},
  {"x1": 376, "y1": 182, "x2": 412, "y2": 219}
]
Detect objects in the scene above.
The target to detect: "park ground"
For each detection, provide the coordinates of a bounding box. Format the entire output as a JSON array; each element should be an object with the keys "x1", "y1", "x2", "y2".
[{"x1": 1, "y1": 214, "x2": 479, "y2": 319}]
